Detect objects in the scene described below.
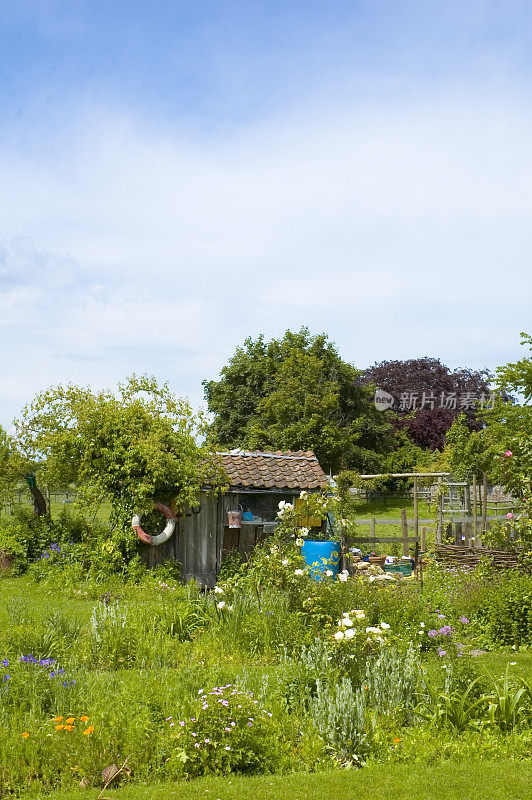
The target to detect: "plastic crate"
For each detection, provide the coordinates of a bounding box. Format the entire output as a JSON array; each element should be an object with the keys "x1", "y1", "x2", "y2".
[{"x1": 384, "y1": 563, "x2": 413, "y2": 577}]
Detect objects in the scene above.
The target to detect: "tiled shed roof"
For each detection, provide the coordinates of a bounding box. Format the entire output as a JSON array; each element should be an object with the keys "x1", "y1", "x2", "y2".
[{"x1": 215, "y1": 449, "x2": 329, "y2": 491}]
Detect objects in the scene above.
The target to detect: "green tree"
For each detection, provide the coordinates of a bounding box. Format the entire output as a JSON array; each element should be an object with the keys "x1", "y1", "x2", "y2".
[
  {"x1": 13, "y1": 375, "x2": 222, "y2": 528},
  {"x1": 0, "y1": 424, "x2": 19, "y2": 503},
  {"x1": 431, "y1": 333, "x2": 532, "y2": 508},
  {"x1": 203, "y1": 329, "x2": 392, "y2": 472}
]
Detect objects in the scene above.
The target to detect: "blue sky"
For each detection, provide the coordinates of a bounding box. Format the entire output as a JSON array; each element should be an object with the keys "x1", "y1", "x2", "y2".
[{"x1": 1, "y1": 1, "x2": 531, "y2": 424}]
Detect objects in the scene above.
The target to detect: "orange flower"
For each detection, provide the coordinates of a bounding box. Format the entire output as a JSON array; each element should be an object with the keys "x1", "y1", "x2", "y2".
[
  {"x1": 83, "y1": 726, "x2": 94, "y2": 736},
  {"x1": 55, "y1": 725, "x2": 64, "y2": 731},
  {"x1": 79, "y1": 715, "x2": 89, "y2": 723},
  {"x1": 393, "y1": 737, "x2": 402, "y2": 743},
  {"x1": 53, "y1": 716, "x2": 63, "y2": 723},
  {"x1": 22, "y1": 732, "x2": 29, "y2": 739},
  {"x1": 65, "y1": 717, "x2": 75, "y2": 725},
  {"x1": 65, "y1": 725, "x2": 75, "y2": 732}
]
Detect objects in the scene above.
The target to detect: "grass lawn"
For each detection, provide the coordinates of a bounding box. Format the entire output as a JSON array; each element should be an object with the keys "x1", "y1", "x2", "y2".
[
  {"x1": 32, "y1": 762, "x2": 532, "y2": 800},
  {"x1": 347, "y1": 497, "x2": 437, "y2": 551}
]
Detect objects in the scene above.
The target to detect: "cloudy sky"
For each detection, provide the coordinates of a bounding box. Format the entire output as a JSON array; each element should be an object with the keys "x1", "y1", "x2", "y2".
[{"x1": 1, "y1": 1, "x2": 531, "y2": 425}]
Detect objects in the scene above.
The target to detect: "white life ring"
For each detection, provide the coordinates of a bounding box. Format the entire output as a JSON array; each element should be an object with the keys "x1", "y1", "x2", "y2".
[{"x1": 132, "y1": 501, "x2": 176, "y2": 546}]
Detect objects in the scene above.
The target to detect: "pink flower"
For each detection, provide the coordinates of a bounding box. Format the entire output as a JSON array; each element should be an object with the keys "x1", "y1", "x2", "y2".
[
  {"x1": 507, "y1": 513, "x2": 514, "y2": 519},
  {"x1": 504, "y1": 450, "x2": 512, "y2": 457}
]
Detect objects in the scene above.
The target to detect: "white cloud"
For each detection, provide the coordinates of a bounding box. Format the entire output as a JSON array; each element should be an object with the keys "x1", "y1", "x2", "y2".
[{"x1": 0, "y1": 94, "x2": 531, "y2": 424}]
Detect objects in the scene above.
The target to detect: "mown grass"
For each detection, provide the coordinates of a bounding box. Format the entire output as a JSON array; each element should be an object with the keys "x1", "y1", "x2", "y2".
[
  {"x1": 347, "y1": 497, "x2": 437, "y2": 548},
  {"x1": 28, "y1": 761, "x2": 532, "y2": 800}
]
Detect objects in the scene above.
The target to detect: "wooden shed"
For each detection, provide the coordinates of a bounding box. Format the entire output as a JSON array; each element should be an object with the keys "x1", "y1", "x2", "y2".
[{"x1": 145, "y1": 449, "x2": 329, "y2": 586}]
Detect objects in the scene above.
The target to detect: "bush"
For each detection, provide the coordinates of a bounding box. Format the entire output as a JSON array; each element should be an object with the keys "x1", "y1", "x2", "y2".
[
  {"x1": 163, "y1": 684, "x2": 283, "y2": 778},
  {"x1": 479, "y1": 574, "x2": 532, "y2": 647}
]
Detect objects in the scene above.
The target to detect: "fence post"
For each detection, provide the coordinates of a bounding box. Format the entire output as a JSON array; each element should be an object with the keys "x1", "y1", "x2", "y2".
[
  {"x1": 454, "y1": 521, "x2": 463, "y2": 545},
  {"x1": 482, "y1": 472, "x2": 488, "y2": 540},
  {"x1": 436, "y1": 478, "x2": 442, "y2": 543},
  {"x1": 472, "y1": 474, "x2": 477, "y2": 542},
  {"x1": 369, "y1": 517, "x2": 377, "y2": 551},
  {"x1": 401, "y1": 508, "x2": 409, "y2": 556},
  {"x1": 413, "y1": 477, "x2": 419, "y2": 545},
  {"x1": 421, "y1": 526, "x2": 426, "y2": 554}
]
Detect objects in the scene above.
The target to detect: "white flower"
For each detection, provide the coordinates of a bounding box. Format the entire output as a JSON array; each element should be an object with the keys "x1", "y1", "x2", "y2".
[
  {"x1": 295, "y1": 538, "x2": 304, "y2": 547},
  {"x1": 338, "y1": 573, "x2": 348, "y2": 582},
  {"x1": 282, "y1": 559, "x2": 289, "y2": 565},
  {"x1": 380, "y1": 622, "x2": 390, "y2": 630},
  {"x1": 334, "y1": 630, "x2": 345, "y2": 640},
  {"x1": 217, "y1": 601, "x2": 226, "y2": 610},
  {"x1": 325, "y1": 569, "x2": 333, "y2": 577},
  {"x1": 366, "y1": 626, "x2": 381, "y2": 635},
  {"x1": 299, "y1": 527, "x2": 309, "y2": 537},
  {"x1": 299, "y1": 491, "x2": 309, "y2": 500},
  {"x1": 340, "y1": 617, "x2": 354, "y2": 627},
  {"x1": 294, "y1": 568, "x2": 305, "y2": 576},
  {"x1": 214, "y1": 586, "x2": 224, "y2": 594},
  {"x1": 228, "y1": 605, "x2": 234, "y2": 612},
  {"x1": 344, "y1": 628, "x2": 356, "y2": 639},
  {"x1": 278, "y1": 501, "x2": 286, "y2": 510},
  {"x1": 341, "y1": 569, "x2": 349, "y2": 575},
  {"x1": 353, "y1": 610, "x2": 366, "y2": 620},
  {"x1": 419, "y1": 622, "x2": 425, "y2": 628}
]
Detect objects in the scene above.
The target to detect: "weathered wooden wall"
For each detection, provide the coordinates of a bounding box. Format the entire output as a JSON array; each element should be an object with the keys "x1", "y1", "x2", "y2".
[{"x1": 178, "y1": 491, "x2": 225, "y2": 586}]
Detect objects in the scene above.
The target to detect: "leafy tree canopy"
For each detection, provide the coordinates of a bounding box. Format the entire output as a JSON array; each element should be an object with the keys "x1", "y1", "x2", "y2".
[
  {"x1": 13, "y1": 375, "x2": 221, "y2": 524},
  {"x1": 0, "y1": 424, "x2": 22, "y2": 503},
  {"x1": 360, "y1": 357, "x2": 492, "y2": 450},
  {"x1": 425, "y1": 334, "x2": 532, "y2": 491},
  {"x1": 203, "y1": 328, "x2": 393, "y2": 473}
]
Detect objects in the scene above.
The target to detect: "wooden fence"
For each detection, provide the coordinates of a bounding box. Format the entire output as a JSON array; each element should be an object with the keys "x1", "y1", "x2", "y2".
[{"x1": 434, "y1": 543, "x2": 520, "y2": 569}]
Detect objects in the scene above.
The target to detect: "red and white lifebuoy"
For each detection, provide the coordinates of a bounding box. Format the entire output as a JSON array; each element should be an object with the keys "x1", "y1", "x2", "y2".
[{"x1": 132, "y1": 501, "x2": 176, "y2": 546}]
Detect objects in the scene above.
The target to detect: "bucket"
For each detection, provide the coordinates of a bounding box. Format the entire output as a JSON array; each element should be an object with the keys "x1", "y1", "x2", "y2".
[
  {"x1": 227, "y1": 510, "x2": 242, "y2": 528},
  {"x1": 301, "y1": 540, "x2": 340, "y2": 580}
]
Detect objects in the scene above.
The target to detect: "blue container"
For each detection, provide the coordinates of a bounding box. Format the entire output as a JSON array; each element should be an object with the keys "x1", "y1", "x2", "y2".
[{"x1": 301, "y1": 540, "x2": 340, "y2": 580}]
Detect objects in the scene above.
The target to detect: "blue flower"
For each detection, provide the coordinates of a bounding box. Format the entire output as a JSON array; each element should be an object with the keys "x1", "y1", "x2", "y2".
[
  {"x1": 2, "y1": 674, "x2": 10, "y2": 681},
  {"x1": 1, "y1": 659, "x2": 8, "y2": 667}
]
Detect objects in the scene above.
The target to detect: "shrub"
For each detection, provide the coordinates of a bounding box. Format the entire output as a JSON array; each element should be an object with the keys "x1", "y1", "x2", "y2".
[
  {"x1": 308, "y1": 677, "x2": 370, "y2": 764},
  {"x1": 163, "y1": 684, "x2": 283, "y2": 778},
  {"x1": 479, "y1": 574, "x2": 532, "y2": 647}
]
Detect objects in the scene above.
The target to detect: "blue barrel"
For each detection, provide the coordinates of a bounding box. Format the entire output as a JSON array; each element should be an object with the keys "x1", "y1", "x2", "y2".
[{"x1": 301, "y1": 540, "x2": 340, "y2": 580}]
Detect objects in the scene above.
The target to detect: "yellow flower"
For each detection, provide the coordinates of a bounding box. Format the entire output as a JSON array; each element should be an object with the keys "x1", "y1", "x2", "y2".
[
  {"x1": 22, "y1": 732, "x2": 29, "y2": 739},
  {"x1": 83, "y1": 726, "x2": 94, "y2": 736},
  {"x1": 53, "y1": 716, "x2": 63, "y2": 722},
  {"x1": 55, "y1": 724, "x2": 64, "y2": 731},
  {"x1": 65, "y1": 724, "x2": 75, "y2": 732},
  {"x1": 65, "y1": 717, "x2": 75, "y2": 725},
  {"x1": 79, "y1": 715, "x2": 89, "y2": 723}
]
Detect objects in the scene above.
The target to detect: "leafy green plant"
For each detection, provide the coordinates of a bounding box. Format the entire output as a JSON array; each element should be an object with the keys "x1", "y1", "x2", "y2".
[
  {"x1": 308, "y1": 677, "x2": 371, "y2": 764},
  {"x1": 163, "y1": 684, "x2": 282, "y2": 778},
  {"x1": 487, "y1": 666, "x2": 531, "y2": 731},
  {"x1": 413, "y1": 675, "x2": 489, "y2": 732}
]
